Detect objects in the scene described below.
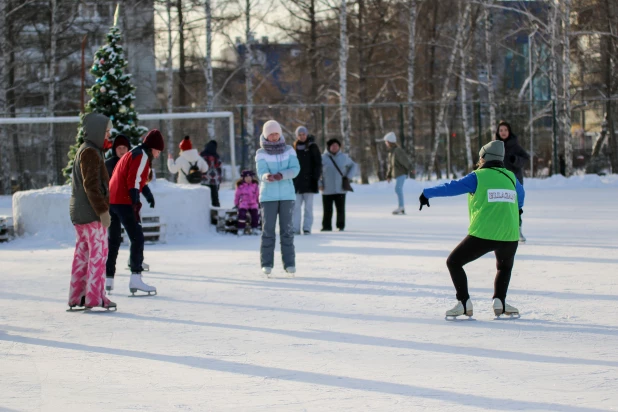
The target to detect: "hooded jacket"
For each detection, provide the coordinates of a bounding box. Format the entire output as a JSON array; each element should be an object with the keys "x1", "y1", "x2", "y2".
[
  {"x1": 319, "y1": 149, "x2": 357, "y2": 195},
  {"x1": 496, "y1": 133, "x2": 530, "y2": 184},
  {"x1": 293, "y1": 136, "x2": 322, "y2": 194},
  {"x1": 386, "y1": 145, "x2": 411, "y2": 179},
  {"x1": 69, "y1": 113, "x2": 111, "y2": 225},
  {"x1": 200, "y1": 141, "x2": 222, "y2": 186},
  {"x1": 255, "y1": 135, "x2": 300, "y2": 202},
  {"x1": 167, "y1": 148, "x2": 209, "y2": 184},
  {"x1": 234, "y1": 180, "x2": 260, "y2": 209}
]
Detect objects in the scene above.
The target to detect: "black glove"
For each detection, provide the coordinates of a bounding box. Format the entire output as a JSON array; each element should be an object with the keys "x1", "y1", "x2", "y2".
[
  {"x1": 129, "y1": 188, "x2": 140, "y2": 205},
  {"x1": 142, "y1": 185, "x2": 155, "y2": 208},
  {"x1": 419, "y1": 193, "x2": 430, "y2": 211},
  {"x1": 519, "y1": 209, "x2": 523, "y2": 215}
]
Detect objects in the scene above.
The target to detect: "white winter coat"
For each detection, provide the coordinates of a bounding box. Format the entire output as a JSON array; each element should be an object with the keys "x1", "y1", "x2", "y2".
[{"x1": 167, "y1": 149, "x2": 209, "y2": 184}]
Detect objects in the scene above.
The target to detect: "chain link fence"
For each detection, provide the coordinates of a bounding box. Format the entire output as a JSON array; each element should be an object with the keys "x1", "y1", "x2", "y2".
[{"x1": 1, "y1": 99, "x2": 616, "y2": 194}]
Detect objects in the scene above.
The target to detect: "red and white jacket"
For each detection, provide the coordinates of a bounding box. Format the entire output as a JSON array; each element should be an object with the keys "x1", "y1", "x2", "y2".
[{"x1": 110, "y1": 146, "x2": 151, "y2": 205}]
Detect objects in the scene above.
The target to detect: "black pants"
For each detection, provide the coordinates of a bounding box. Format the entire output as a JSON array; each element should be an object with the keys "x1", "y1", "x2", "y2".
[
  {"x1": 106, "y1": 204, "x2": 145, "y2": 277},
  {"x1": 238, "y1": 208, "x2": 259, "y2": 229},
  {"x1": 446, "y1": 235, "x2": 518, "y2": 305},
  {"x1": 208, "y1": 184, "x2": 220, "y2": 207},
  {"x1": 322, "y1": 194, "x2": 346, "y2": 231}
]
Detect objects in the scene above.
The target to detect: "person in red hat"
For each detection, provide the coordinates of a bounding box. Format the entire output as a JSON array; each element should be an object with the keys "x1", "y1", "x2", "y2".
[
  {"x1": 167, "y1": 135, "x2": 209, "y2": 184},
  {"x1": 108, "y1": 129, "x2": 164, "y2": 296},
  {"x1": 104, "y1": 134, "x2": 155, "y2": 292}
]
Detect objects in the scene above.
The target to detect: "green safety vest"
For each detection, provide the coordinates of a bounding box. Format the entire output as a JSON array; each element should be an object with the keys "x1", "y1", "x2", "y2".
[{"x1": 468, "y1": 168, "x2": 520, "y2": 241}]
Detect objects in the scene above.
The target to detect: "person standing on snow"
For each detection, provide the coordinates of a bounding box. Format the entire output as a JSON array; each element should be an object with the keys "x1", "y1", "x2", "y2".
[
  {"x1": 495, "y1": 121, "x2": 530, "y2": 242},
  {"x1": 104, "y1": 134, "x2": 155, "y2": 291},
  {"x1": 200, "y1": 140, "x2": 223, "y2": 207},
  {"x1": 108, "y1": 129, "x2": 165, "y2": 296},
  {"x1": 319, "y1": 138, "x2": 357, "y2": 232},
  {"x1": 167, "y1": 136, "x2": 209, "y2": 184},
  {"x1": 419, "y1": 140, "x2": 525, "y2": 318},
  {"x1": 68, "y1": 113, "x2": 115, "y2": 311},
  {"x1": 234, "y1": 170, "x2": 260, "y2": 236},
  {"x1": 256, "y1": 120, "x2": 300, "y2": 276},
  {"x1": 384, "y1": 132, "x2": 411, "y2": 215},
  {"x1": 292, "y1": 126, "x2": 322, "y2": 235}
]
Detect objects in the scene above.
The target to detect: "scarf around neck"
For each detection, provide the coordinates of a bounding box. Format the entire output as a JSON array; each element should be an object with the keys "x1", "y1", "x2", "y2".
[{"x1": 260, "y1": 135, "x2": 287, "y2": 155}]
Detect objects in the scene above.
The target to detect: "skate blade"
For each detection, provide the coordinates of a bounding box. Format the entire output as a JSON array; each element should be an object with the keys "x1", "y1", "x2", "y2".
[
  {"x1": 128, "y1": 290, "x2": 157, "y2": 297},
  {"x1": 84, "y1": 306, "x2": 118, "y2": 312},
  {"x1": 66, "y1": 307, "x2": 88, "y2": 312},
  {"x1": 445, "y1": 315, "x2": 475, "y2": 321},
  {"x1": 495, "y1": 312, "x2": 520, "y2": 319}
]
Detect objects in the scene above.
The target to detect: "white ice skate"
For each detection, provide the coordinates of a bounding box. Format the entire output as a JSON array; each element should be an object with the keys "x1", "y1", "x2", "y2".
[
  {"x1": 262, "y1": 267, "x2": 272, "y2": 276},
  {"x1": 252, "y1": 229, "x2": 261, "y2": 236},
  {"x1": 129, "y1": 273, "x2": 157, "y2": 296},
  {"x1": 285, "y1": 266, "x2": 296, "y2": 276},
  {"x1": 519, "y1": 227, "x2": 526, "y2": 244},
  {"x1": 445, "y1": 299, "x2": 473, "y2": 319},
  {"x1": 493, "y1": 299, "x2": 519, "y2": 318},
  {"x1": 127, "y1": 259, "x2": 150, "y2": 271},
  {"x1": 392, "y1": 207, "x2": 405, "y2": 215},
  {"x1": 105, "y1": 277, "x2": 114, "y2": 293}
]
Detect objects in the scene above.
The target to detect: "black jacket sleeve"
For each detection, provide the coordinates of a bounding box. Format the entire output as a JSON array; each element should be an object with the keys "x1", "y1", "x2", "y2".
[
  {"x1": 509, "y1": 144, "x2": 530, "y2": 169},
  {"x1": 310, "y1": 144, "x2": 322, "y2": 181}
]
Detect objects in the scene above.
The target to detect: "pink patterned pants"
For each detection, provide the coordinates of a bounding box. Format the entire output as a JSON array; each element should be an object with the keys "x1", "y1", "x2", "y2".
[{"x1": 68, "y1": 221, "x2": 110, "y2": 307}]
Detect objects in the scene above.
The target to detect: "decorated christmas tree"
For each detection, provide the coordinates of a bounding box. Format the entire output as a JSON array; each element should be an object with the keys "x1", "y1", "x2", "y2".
[{"x1": 63, "y1": 24, "x2": 148, "y2": 180}]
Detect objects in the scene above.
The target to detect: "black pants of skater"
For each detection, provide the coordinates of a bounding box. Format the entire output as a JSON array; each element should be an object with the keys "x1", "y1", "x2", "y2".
[
  {"x1": 322, "y1": 194, "x2": 346, "y2": 231},
  {"x1": 238, "y1": 208, "x2": 259, "y2": 229},
  {"x1": 106, "y1": 204, "x2": 145, "y2": 277},
  {"x1": 208, "y1": 184, "x2": 220, "y2": 207},
  {"x1": 446, "y1": 235, "x2": 518, "y2": 305}
]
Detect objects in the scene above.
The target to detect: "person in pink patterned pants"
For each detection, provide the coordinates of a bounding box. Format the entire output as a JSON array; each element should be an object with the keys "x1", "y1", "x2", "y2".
[{"x1": 68, "y1": 113, "x2": 116, "y2": 311}]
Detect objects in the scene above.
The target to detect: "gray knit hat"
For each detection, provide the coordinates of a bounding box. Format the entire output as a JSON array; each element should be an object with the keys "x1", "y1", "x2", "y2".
[
  {"x1": 295, "y1": 126, "x2": 308, "y2": 137},
  {"x1": 479, "y1": 140, "x2": 505, "y2": 162}
]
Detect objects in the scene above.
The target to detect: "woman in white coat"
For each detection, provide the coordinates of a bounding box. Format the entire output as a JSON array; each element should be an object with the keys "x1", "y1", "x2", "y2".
[{"x1": 167, "y1": 136, "x2": 209, "y2": 184}]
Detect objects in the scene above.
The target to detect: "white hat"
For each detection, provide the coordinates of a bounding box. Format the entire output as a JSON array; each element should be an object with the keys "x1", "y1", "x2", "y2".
[
  {"x1": 383, "y1": 132, "x2": 397, "y2": 143},
  {"x1": 263, "y1": 120, "x2": 282, "y2": 138}
]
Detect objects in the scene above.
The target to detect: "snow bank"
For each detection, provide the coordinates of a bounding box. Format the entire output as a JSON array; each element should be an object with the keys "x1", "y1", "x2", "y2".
[{"x1": 12, "y1": 180, "x2": 211, "y2": 241}]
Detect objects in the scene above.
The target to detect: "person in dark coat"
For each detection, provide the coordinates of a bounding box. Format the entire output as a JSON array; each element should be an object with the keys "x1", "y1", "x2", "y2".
[
  {"x1": 104, "y1": 134, "x2": 155, "y2": 292},
  {"x1": 200, "y1": 140, "x2": 222, "y2": 207},
  {"x1": 495, "y1": 120, "x2": 530, "y2": 242},
  {"x1": 495, "y1": 121, "x2": 530, "y2": 184},
  {"x1": 292, "y1": 126, "x2": 322, "y2": 234}
]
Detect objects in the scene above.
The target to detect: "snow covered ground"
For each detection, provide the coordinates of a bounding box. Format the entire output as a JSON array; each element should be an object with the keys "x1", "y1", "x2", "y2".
[{"x1": 1, "y1": 177, "x2": 618, "y2": 411}]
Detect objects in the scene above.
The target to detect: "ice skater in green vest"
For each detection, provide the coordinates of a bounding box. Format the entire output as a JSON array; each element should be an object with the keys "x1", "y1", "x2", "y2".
[{"x1": 419, "y1": 140, "x2": 525, "y2": 318}]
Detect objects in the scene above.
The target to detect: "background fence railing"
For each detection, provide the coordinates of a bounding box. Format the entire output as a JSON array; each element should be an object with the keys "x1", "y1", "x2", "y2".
[{"x1": 1, "y1": 99, "x2": 616, "y2": 194}]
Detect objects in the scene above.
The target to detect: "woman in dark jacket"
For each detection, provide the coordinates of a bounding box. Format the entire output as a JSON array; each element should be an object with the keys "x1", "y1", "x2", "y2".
[
  {"x1": 200, "y1": 140, "x2": 222, "y2": 207},
  {"x1": 495, "y1": 120, "x2": 530, "y2": 242},
  {"x1": 292, "y1": 127, "x2": 322, "y2": 234}
]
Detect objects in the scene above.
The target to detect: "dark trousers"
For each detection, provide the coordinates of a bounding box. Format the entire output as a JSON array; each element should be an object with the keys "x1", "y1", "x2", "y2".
[
  {"x1": 106, "y1": 204, "x2": 145, "y2": 277},
  {"x1": 322, "y1": 194, "x2": 346, "y2": 231},
  {"x1": 208, "y1": 184, "x2": 220, "y2": 207},
  {"x1": 446, "y1": 235, "x2": 518, "y2": 304},
  {"x1": 238, "y1": 208, "x2": 259, "y2": 229}
]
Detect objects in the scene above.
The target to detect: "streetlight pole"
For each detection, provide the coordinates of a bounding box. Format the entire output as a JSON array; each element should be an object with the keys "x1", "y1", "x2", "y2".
[{"x1": 528, "y1": 26, "x2": 538, "y2": 177}]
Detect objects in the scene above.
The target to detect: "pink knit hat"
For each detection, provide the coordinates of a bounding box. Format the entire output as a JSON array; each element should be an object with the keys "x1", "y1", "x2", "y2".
[{"x1": 262, "y1": 120, "x2": 282, "y2": 138}]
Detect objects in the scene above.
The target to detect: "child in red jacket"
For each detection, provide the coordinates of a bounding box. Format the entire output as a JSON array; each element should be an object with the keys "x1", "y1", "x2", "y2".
[
  {"x1": 108, "y1": 129, "x2": 164, "y2": 295},
  {"x1": 234, "y1": 170, "x2": 260, "y2": 236}
]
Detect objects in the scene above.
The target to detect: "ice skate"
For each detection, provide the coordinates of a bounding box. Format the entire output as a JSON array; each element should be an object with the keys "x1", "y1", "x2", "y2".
[
  {"x1": 493, "y1": 298, "x2": 520, "y2": 318},
  {"x1": 67, "y1": 296, "x2": 87, "y2": 311},
  {"x1": 86, "y1": 300, "x2": 117, "y2": 312},
  {"x1": 303, "y1": 230, "x2": 311, "y2": 235},
  {"x1": 285, "y1": 266, "x2": 296, "y2": 276},
  {"x1": 105, "y1": 277, "x2": 114, "y2": 293},
  {"x1": 237, "y1": 231, "x2": 245, "y2": 237},
  {"x1": 392, "y1": 207, "x2": 405, "y2": 215},
  {"x1": 519, "y1": 227, "x2": 526, "y2": 244},
  {"x1": 127, "y1": 259, "x2": 149, "y2": 271},
  {"x1": 445, "y1": 299, "x2": 473, "y2": 319},
  {"x1": 252, "y1": 229, "x2": 261, "y2": 236},
  {"x1": 129, "y1": 273, "x2": 157, "y2": 296},
  {"x1": 262, "y1": 267, "x2": 272, "y2": 276}
]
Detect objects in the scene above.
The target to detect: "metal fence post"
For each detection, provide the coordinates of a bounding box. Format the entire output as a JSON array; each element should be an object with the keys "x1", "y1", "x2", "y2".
[
  {"x1": 321, "y1": 104, "x2": 326, "y2": 149},
  {"x1": 477, "y1": 101, "x2": 482, "y2": 152},
  {"x1": 239, "y1": 105, "x2": 246, "y2": 171},
  {"x1": 399, "y1": 104, "x2": 405, "y2": 148}
]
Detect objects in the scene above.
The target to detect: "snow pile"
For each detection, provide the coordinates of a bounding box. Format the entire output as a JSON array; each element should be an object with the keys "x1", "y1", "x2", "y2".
[{"x1": 12, "y1": 180, "x2": 211, "y2": 241}]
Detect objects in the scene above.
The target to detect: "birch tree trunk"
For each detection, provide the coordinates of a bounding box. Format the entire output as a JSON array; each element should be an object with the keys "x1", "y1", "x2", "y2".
[
  {"x1": 339, "y1": 0, "x2": 350, "y2": 150},
  {"x1": 428, "y1": 2, "x2": 471, "y2": 178},
  {"x1": 46, "y1": 0, "x2": 58, "y2": 186},
  {"x1": 205, "y1": 0, "x2": 215, "y2": 139},
  {"x1": 309, "y1": 0, "x2": 318, "y2": 102},
  {"x1": 0, "y1": 0, "x2": 10, "y2": 194},
  {"x1": 166, "y1": 0, "x2": 174, "y2": 154},
  {"x1": 483, "y1": 0, "x2": 496, "y2": 135},
  {"x1": 244, "y1": 0, "x2": 255, "y2": 163},
  {"x1": 549, "y1": 3, "x2": 560, "y2": 175},
  {"x1": 177, "y1": 0, "x2": 187, "y2": 108},
  {"x1": 406, "y1": 0, "x2": 417, "y2": 176},
  {"x1": 459, "y1": 46, "x2": 474, "y2": 172},
  {"x1": 561, "y1": 0, "x2": 573, "y2": 176}
]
